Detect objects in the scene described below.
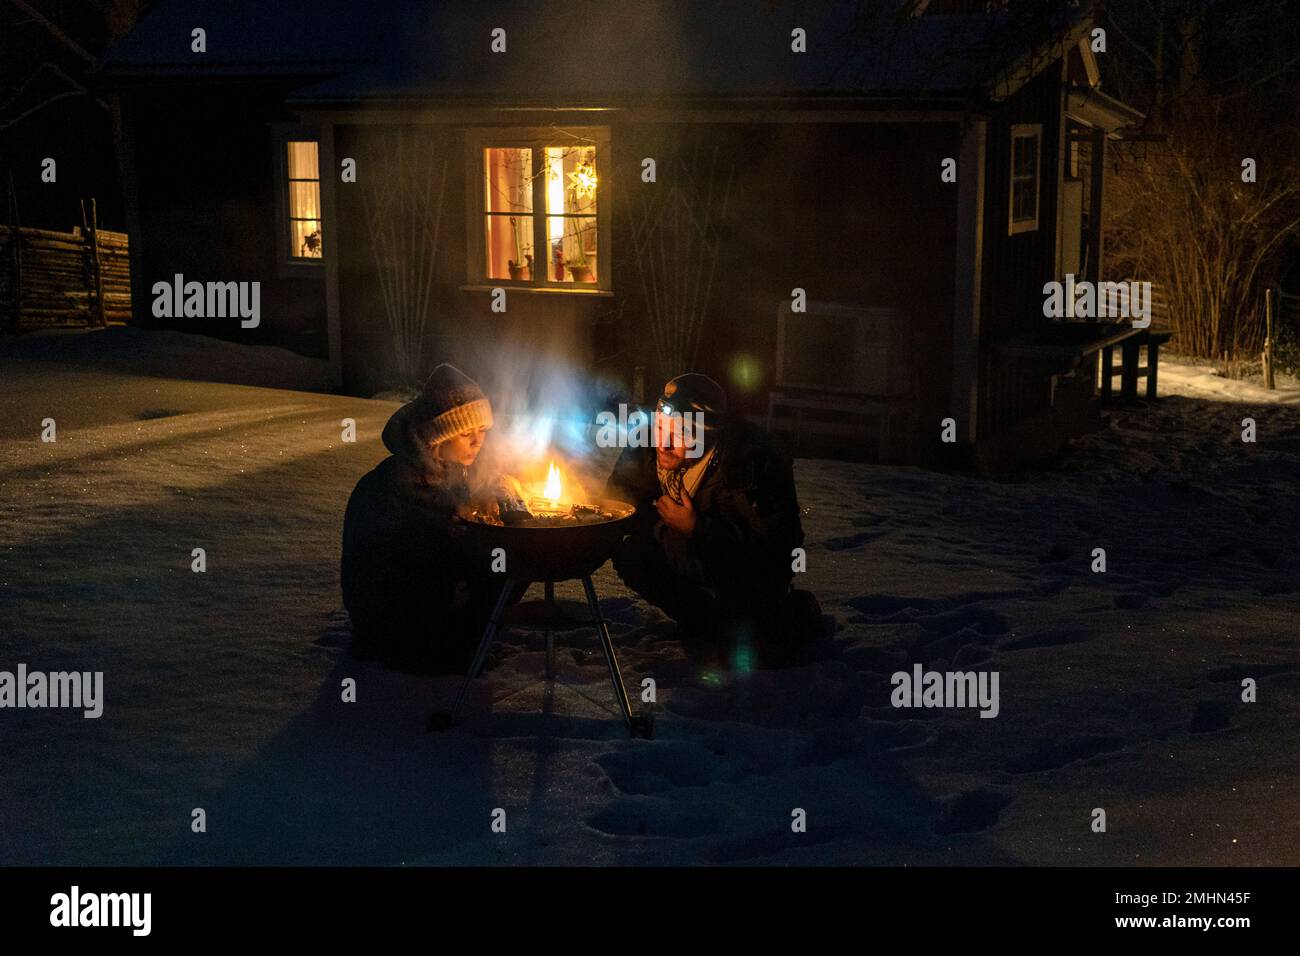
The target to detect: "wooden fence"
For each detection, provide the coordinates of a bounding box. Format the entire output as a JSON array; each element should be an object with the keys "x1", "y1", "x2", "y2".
[
  {"x1": 1118, "y1": 278, "x2": 1170, "y2": 329},
  {"x1": 0, "y1": 224, "x2": 131, "y2": 332}
]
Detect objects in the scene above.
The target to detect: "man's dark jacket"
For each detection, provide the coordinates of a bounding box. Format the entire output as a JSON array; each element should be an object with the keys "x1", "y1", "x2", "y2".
[{"x1": 604, "y1": 415, "x2": 805, "y2": 602}]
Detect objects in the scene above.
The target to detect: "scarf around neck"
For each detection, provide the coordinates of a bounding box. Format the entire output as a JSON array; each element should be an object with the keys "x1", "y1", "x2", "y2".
[{"x1": 656, "y1": 446, "x2": 716, "y2": 504}]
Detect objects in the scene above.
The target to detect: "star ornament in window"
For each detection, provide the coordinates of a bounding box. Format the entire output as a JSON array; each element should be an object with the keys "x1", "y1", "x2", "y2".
[{"x1": 568, "y1": 161, "x2": 598, "y2": 200}]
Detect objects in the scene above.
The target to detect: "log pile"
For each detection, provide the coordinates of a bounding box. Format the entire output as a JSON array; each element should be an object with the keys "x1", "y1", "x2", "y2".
[{"x1": 0, "y1": 224, "x2": 132, "y2": 332}]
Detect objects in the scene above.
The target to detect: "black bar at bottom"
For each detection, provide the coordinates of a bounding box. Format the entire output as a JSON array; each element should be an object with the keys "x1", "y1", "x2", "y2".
[{"x1": 0, "y1": 866, "x2": 1288, "y2": 943}]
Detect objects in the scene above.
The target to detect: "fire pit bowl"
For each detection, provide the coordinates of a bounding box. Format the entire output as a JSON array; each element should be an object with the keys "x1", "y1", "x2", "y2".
[{"x1": 461, "y1": 497, "x2": 637, "y2": 582}]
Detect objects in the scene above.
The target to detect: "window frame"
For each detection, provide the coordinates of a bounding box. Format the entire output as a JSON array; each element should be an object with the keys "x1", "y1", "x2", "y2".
[
  {"x1": 465, "y1": 126, "x2": 612, "y2": 294},
  {"x1": 1008, "y1": 123, "x2": 1042, "y2": 236},
  {"x1": 271, "y1": 124, "x2": 325, "y2": 277}
]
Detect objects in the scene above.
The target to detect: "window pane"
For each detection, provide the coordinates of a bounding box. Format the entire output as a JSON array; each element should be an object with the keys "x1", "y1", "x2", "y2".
[
  {"x1": 544, "y1": 145, "x2": 598, "y2": 217},
  {"x1": 289, "y1": 181, "x2": 320, "y2": 220},
  {"x1": 485, "y1": 148, "x2": 533, "y2": 214},
  {"x1": 1013, "y1": 135, "x2": 1036, "y2": 177},
  {"x1": 486, "y1": 214, "x2": 533, "y2": 280},
  {"x1": 546, "y1": 216, "x2": 597, "y2": 282},
  {"x1": 291, "y1": 219, "x2": 323, "y2": 258},
  {"x1": 287, "y1": 141, "x2": 319, "y2": 180},
  {"x1": 1012, "y1": 181, "x2": 1035, "y2": 222}
]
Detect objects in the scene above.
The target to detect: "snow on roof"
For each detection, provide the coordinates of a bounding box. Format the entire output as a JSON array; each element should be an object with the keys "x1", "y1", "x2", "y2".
[{"x1": 97, "y1": 0, "x2": 1090, "y2": 105}]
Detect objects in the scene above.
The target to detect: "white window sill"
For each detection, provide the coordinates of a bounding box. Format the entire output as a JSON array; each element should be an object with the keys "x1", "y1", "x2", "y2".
[
  {"x1": 458, "y1": 284, "x2": 613, "y2": 297},
  {"x1": 278, "y1": 260, "x2": 325, "y2": 280}
]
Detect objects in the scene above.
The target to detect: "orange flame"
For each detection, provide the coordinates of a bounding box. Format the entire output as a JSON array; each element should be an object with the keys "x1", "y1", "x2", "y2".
[{"x1": 543, "y1": 461, "x2": 562, "y2": 502}]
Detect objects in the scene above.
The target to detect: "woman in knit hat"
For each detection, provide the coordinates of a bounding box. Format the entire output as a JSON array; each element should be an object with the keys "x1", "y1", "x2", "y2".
[{"x1": 340, "y1": 364, "x2": 506, "y2": 673}]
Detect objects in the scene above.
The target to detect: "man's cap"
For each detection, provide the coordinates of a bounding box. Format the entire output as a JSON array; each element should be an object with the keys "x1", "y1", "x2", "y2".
[{"x1": 656, "y1": 373, "x2": 727, "y2": 417}]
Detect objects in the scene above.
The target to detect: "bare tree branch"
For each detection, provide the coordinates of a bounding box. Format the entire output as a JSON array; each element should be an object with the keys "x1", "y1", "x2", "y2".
[{"x1": 8, "y1": 0, "x2": 97, "y2": 64}]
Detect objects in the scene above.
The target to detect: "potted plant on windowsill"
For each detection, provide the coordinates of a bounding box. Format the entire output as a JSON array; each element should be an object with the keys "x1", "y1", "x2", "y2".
[
  {"x1": 508, "y1": 254, "x2": 532, "y2": 281},
  {"x1": 301, "y1": 229, "x2": 321, "y2": 258},
  {"x1": 566, "y1": 220, "x2": 594, "y2": 283},
  {"x1": 508, "y1": 216, "x2": 532, "y2": 280}
]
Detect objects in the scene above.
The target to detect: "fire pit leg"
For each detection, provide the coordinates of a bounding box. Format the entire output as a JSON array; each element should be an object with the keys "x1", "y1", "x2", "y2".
[
  {"x1": 581, "y1": 575, "x2": 652, "y2": 738},
  {"x1": 429, "y1": 576, "x2": 517, "y2": 731},
  {"x1": 544, "y1": 581, "x2": 556, "y2": 681}
]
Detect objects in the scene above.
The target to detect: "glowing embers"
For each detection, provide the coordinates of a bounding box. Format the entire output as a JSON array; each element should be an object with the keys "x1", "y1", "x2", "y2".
[
  {"x1": 525, "y1": 458, "x2": 589, "y2": 520},
  {"x1": 472, "y1": 458, "x2": 629, "y2": 528}
]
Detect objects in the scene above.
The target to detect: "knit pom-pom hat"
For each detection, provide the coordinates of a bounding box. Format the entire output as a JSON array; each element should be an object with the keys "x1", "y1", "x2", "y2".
[
  {"x1": 407, "y1": 364, "x2": 493, "y2": 446},
  {"x1": 382, "y1": 364, "x2": 493, "y2": 474}
]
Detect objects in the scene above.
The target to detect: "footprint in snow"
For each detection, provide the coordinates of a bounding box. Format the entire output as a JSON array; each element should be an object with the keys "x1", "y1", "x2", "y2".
[
  {"x1": 1189, "y1": 700, "x2": 1232, "y2": 733},
  {"x1": 586, "y1": 798, "x2": 728, "y2": 838},
  {"x1": 594, "y1": 743, "x2": 714, "y2": 795},
  {"x1": 1005, "y1": 735, "x2": 1126, "y2": 774},
  {"x1": 934, "y1": 788, "x2": 1012, "y2": 835}
]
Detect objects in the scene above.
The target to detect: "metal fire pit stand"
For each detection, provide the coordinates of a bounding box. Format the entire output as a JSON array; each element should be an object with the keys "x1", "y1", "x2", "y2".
[{"x1": 428, "y1": 577, "x2": 655, "y2": 739}]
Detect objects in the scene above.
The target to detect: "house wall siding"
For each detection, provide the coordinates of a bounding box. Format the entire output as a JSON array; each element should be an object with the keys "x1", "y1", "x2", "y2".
[
  {"x1": 121, "y1": 96, "x2": 964, "y2": 463},
  {"x1": 123, "y1": 87, "x2": 329, "y2": 357},
  {"x1": 976, "y1": 65, "x2": 1065, "y2": 443},
  {"x1": 334, "y1": 123, "x2": 607, "y2": 397},
  {"x1": 336, "y1": 119, "x2": 959, "y2": 458}
]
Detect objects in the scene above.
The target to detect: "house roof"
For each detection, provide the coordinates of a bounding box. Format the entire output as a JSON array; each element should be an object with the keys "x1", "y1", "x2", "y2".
[
  {"x1": 97, "y1": 0, "x2": 1095, "y2": 108},
  {"x1": 1067, "y1": 88, "x2": 1146, "y2": 133},
  {"x1": 93, "y1": 0, "x2": 376, "y2": 80}
]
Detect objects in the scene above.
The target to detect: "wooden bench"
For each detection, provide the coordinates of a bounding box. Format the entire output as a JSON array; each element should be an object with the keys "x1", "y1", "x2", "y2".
[
  {"x1": 1099, "y1": 326, "x2": 1173, "y2": 402},
  {"x1": 994, "y1": 322, "x2": 1173, "y2": 403},
  {"x1": 766, "y1": 387, "x2": 915, "y2": 461}
]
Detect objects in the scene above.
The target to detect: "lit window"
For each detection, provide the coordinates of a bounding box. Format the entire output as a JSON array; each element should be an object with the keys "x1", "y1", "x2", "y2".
[
  {"x1": 1009, "y1": 124, "x2": 1041, "y2": 235},
  {"x1": 287, "y1": 141, "x2": 322, "y2": 259},
  {"x1": 541, "y1": 145, "x2": 598, "y2": 284},
  {"x1": 484, "y1": 147, "x2": 534, "y2": 280},
  {"x1": 475, "y1": 130, "x2": 607, "y2": 289}
]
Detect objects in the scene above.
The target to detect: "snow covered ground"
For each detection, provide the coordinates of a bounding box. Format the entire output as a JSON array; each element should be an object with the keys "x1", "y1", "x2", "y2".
[
  {"x1": 1155, "y1": 355, "x2": 1300, "y2": 406},
  {"x1": 1, "y1": 339, "x2": 1298, "y2": 866}
]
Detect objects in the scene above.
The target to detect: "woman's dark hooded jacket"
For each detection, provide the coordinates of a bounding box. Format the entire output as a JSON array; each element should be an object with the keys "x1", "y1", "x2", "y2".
[{"x1": 340, "y1": 409, "x2": 485, "y2": 671}]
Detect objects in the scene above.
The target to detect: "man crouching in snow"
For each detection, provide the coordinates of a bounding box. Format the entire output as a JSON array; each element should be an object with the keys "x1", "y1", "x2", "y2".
[
  {"x1": 605, "y1": 373, "x2": 823, "y2": 671},
  {"x1": 341, "y1": 364, "x2": 511, "y2": 674}
]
